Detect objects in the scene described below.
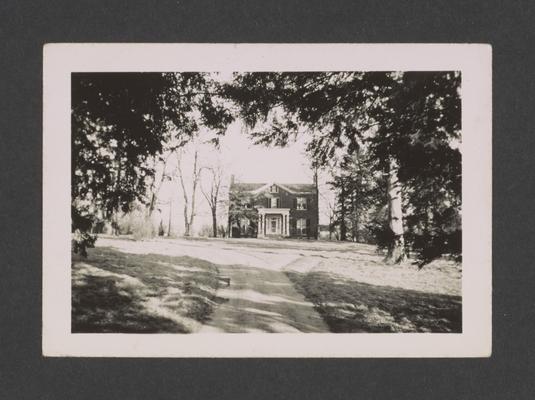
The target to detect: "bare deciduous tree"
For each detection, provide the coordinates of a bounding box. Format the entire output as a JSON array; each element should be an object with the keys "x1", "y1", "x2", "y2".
[
  {"x1": 176, "y1": 149, "x2": 200, "y2": 237},
  {"x1": 200, "y1": 165, "x2": 225, "y2": 237}
]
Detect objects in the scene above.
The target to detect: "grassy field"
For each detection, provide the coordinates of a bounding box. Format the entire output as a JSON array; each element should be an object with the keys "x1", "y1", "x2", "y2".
[
  {"x1": 286, "y1": 270, "x2": 462, "y2": 333},
  {"x1": 72, "y1": 246, "x2": 220, "y2": 333}
]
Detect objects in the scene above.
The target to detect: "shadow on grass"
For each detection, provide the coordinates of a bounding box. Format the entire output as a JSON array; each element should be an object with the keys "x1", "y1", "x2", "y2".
[
  {"x1": 286, "y1": 271, "x2": 462, "y2": 333},
  {"x1": 72, "y1": 247, "x2": 220, "y2": 333},
  {"x1": 72, "y1": 275, "x2": 188, "y2": 333}
]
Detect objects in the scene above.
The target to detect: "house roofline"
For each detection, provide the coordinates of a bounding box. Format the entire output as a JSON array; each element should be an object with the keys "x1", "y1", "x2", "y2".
[{"x1": 250, "y1": 182, "x2": 315, "y2": 195}]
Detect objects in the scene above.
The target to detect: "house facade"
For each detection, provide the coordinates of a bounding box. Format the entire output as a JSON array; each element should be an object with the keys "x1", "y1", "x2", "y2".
[{"x1": 228, "y1": 179, "x2": 318, "y2": 239}]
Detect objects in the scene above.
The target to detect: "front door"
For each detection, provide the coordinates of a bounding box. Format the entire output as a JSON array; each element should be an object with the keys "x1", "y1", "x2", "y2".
[{"x1": 268, "y1": 216, "x2": 281, "y2": 235}]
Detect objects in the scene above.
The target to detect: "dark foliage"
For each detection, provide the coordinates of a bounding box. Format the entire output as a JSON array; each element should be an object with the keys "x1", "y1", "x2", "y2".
[
  {"x1": 227, "y1": 184, "x2": 259, "y2": 236},
  {"x1": 71, "y1": 73, "x2": 233, "y2": 254},
  {"x1": 225, "y1": 72, "x2": 461, "y2": 265},
  {"x1": 328, "y1": 150, "x2": 387, "y2": 243}
]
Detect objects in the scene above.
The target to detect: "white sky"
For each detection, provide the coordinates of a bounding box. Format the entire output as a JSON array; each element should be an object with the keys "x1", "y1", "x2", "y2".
[{"x1": 220, "y1": 121, "x2": 315, "y2": 183}]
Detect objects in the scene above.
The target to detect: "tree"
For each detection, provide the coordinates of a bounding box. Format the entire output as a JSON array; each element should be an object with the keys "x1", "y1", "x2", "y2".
[
  {"x1": 311, "y1": 162, "x2": 320, "y2": 240},
  {"x1": 224, "y1": 71, "x2": 461, "y2": 265},
  {"x1": 146, "y1": 152, "x2": 174, "y2": 216},
  {"x1": 228, "y1": 183, "x2": 258, "y2": 237},
  {"x1": 332, "y1": 176, "x2": 348, "y2": 241},
  {"x1": 72, "y1": 72, "x2": 233, "y2": 254},
  {"x1": 320, "y1": 192, "x2": 337, "y2": 241},
  {"x1": 386, "y1": 158, "x2": 406, "y2": 262},
  {"x1": 327, "y1": 149, "x2": 386, "y2": 244},
  {"x1": 175, "y1": 148, "x2": 200, "y2": 237},
  {"x1": 200, "y1": 164, "x2": 225, "y2": 237}
]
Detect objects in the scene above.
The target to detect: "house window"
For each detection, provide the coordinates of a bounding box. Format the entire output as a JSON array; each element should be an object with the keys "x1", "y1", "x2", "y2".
[
  {"x1": 296, "y1": 218, "x2": 307, "y2": 235},
  {"x1": 270, "y1": 185, "x2": 278, "y2": 193},
  {"x1": 296, "y1": 197, "x2": 307, "y2": 210},
  {"x1": 270, "y1": 197, "x2": 280, "y2": 208}
]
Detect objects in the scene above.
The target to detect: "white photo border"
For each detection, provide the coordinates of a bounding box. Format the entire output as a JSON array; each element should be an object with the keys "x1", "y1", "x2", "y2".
[{"x1": 43, "y1": 43, "x2": 492, "y2": 357}]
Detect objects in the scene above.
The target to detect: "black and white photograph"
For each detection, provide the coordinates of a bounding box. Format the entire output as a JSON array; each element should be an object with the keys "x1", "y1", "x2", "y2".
[{"x1": 43, "y1": 44, "x2": 491, "y2": 357}]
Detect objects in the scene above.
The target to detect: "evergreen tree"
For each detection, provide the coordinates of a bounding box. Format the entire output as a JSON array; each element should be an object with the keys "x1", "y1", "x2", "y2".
[
  {"x1": 224, "y1": 71, "x2": 461, "y2": 265},
  {"x1": 72, "y1": 72, "x2": 232, "y2": 254},
  {"x1": 227, "y1": 184, "x2": 258, "y2": 237}
]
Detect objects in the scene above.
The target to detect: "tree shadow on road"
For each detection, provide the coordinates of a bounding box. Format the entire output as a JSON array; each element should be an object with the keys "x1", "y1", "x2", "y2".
[{"x1": 199, "y1": 263, "x2": 329, "y2": 333}]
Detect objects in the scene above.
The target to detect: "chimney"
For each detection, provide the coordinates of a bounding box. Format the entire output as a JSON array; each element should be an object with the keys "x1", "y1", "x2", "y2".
[{"x1": 230, "y1": 174, "x2": 235, "y2": 186}]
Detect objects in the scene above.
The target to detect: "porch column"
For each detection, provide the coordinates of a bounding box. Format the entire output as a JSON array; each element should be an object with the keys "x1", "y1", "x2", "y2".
[
  {"x1": 285, "y1": 212, "x2": 289, "y2": 236},
  {"x1": 258, "y1": 212, "x2": 264, "y2": 237}
]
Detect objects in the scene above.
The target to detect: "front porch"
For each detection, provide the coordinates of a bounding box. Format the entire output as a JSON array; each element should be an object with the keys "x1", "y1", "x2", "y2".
[{"x1": 257, "y1": 207, "x2": 290, "y2": 238}]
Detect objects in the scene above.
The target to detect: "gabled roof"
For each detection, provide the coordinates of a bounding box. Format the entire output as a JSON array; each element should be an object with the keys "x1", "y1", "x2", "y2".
[
  {"x1": 282, "y1": 183, "x2": 316, "y2": 193},
  {"x1": 230, "y1": 182, "x2": 266, "y2": 192},
  {"x1": 231, "y1": 181, "x2": 316, "y2": 195}
]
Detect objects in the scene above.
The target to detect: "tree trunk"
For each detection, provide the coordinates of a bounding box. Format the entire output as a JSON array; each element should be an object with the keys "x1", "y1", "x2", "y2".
[
  {"x1": 167, "y1": 198, "x2": 172, "y2": 236},
  {"x1": 113, "y1": 147, "x2": 123, "y2": 236},
  {"x1": 148, "y1": 193, "x2": 156, "y2": 216},
  {"x1": 186, "y1": 150, "x2": 199, "y2": 236},
  {"x1": 183, "y1": 203, "x2": 190, "y2": 236},
  {"x1": 340, "y1": 183, "x2": 347, "y2": 241},
  {"x1": 351, "y1": 190, "x2": 358, "y2": 242},
  {"x1": 211, "y1": 208, "x2": 217, "y2": 237},
  {"x1": 148, "y1": 153, "x2": 171, "y2": 216},
  {"x1": 354, "y1": 208, "x2": 360, "y2": 243},
  {"x1": 386, "y1": 158, "x2": 406, "y2": 263},
  {"x1": 177, "y1": 150, "x2": 200, "y2": 237},
  {"x1": 313, "y1": 166, "x2": 319, "y2": 240}
]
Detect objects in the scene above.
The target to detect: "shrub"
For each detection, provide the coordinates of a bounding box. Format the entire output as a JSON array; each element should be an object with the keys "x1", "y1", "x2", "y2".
[
  {"x1": 198, "y1": 224, "x2": 214, "y2": 237},
  {"x1": 131, "y1": 215, "x2": 157, "y2": 240},
  {"x1": 217, "y1": 225, "x2": 227, "y2": 238},
  {"x1": 71, "y1": 205, "x2": 97, "y2": 257},
  {"x1": 117, "y1": 205, "x2": 157, "y2": 240}
]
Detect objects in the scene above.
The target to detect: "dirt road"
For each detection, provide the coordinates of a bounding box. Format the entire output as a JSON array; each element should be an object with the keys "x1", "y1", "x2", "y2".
[
  {"x1": 172, "y1": 238, "x2": 330, "y2": 333},
  {"x1": 198, "y1": 254, "x2": 328, "y2": 333},
  {"x1": 97, "y1": 237, "x2": 329, "y2": 333}
]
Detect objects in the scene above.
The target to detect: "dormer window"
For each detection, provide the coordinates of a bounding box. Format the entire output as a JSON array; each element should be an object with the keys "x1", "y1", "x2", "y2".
[
  {"x1": 296, "y1": 197, "x2": 307, "y2": 210},
  {"x1": 270, "y1": 184, "x2": 279, "y2": 193}
]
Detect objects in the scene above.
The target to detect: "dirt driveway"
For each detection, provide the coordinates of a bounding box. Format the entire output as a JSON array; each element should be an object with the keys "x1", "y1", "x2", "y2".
[
  {"x1": 198, "y1": 255, "x2": 328, "y2": 333},
  {"x1": 91, "y1": 236, "x2": 461, "y2": 333},
  {"x1": 96, "y1": 237, "x2": 329, "y2": 333}
]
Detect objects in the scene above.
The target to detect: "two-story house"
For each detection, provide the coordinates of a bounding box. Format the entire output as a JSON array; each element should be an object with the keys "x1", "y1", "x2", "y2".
[{"x1": 228, "y1": 178, "x2": 318, "y2": 239}]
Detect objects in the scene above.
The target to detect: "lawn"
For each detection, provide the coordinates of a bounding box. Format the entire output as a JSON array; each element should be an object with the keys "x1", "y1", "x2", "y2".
[
  {"x1": 72, "y1": 236, "x2": 462, "y2": 334},
  {"x1": 286, "y1": 270, "x2": 462, "y2": 333},
  {"x1": 72, "y1": 246, "x2": 220, "y2": 333},
  {"x1": 280, "y1": 240, "x2": 462, "y2": 333}
]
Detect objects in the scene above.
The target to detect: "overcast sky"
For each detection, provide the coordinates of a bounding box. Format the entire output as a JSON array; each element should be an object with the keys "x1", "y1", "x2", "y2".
[{"x1": 219, "y1": 121, "x2": 314, "y2": 184}]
